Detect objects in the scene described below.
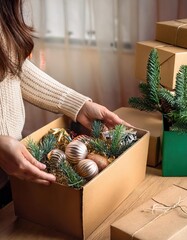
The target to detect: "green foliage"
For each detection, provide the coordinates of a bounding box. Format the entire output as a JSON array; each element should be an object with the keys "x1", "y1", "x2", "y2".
[
  {"x1": 59, "y1": 161, "x2": 85, "y2": 189},
  {"x1": 27, "y1": 138, "x2": 44, "y2": 162},
  {"x1": 128, "y1": 48, "x2": 187, "y2": 132},
  {"x1": 40, "y1": 134, "x2": 57, "y2": 155},
  {"x1": 27, "y1": 133, "x2": 57, "y2": 162},
  {"x1": 110, "y1": 125, "x2": 126, "y2": 157},
  {"x1": 90, "y1": 138, "x2": 109, "y2": 156},
  {"x1": 146, "y1": 48, "x2": 160, "y2": 105},
  {"x1": 90, "y1": 123, "x2": 136, "y2": 158},
  {"x1": 174, "y1": 65, "x2": 187, "y2": 111},
  {"x1": 91, "y1": 120, "x2": 104, "y2": 138}
]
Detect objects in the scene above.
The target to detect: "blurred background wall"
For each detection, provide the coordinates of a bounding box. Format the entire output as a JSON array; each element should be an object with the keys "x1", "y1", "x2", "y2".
[{"x1": 22, "y1": 0, "x2": 187, "y2": 136}]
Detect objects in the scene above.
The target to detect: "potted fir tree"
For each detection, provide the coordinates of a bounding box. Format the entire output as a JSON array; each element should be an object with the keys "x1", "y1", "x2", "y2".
[{"x1": 129, "y1": 48, "x2": 187, "y2": 176}]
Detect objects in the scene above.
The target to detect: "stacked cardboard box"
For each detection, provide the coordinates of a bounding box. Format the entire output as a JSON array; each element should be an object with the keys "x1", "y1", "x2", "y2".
[
  {"x1": 135, "y1": 19, "x2": 187, "y2": 90},
  {"x1": 156, "y1": 19, "x2": 187, "y2": 49}
]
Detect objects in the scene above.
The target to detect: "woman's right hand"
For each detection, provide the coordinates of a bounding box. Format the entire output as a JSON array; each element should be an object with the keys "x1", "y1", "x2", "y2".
[{"x1": 0, "y1": 136, "x2": 56, "y2": 185}]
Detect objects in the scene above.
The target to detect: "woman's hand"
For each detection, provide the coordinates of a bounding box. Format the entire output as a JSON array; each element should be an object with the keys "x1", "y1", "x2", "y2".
[
  {"x1": 77, "y1": 101, "x2": 132, "y2": 129},
  {"x1": 0, "y1": 136, "x2": 56, "y2": 185}
]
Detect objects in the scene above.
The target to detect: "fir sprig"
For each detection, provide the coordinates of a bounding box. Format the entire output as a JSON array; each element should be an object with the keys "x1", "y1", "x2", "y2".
[
  {"x1": 27, "y1": 138, "x2": 44, "y2": 162},
  {"x1": 90, "y1": 123, "x2": 137, "y2": 158},
  {"x1": 60, "y1": 161, "x2": 85, "y2": 188},
  {"x1": 27, "y1": 134, "x2": 57, "y2": 162},
  {"x1": 128, "y1": 48, "x2": 187, "y2": 132},
  {"x1": 91, "y1": 120, "x2": 104, "y2": 138},
  {"x1": 40, "y1": 133, "x2": 57, "y2": 155},
  {"x1": 174, "y1": 65, "x2": 187, "y2": 111},
  {"x1": 90, "y1": 138, "x2": 109, "y2": 156},
  {"x1": 146, "y1": 48, "x2": 160, "y2": 105},
  {"x1": 110, "y1": 125, "x2": 125, "y2": 157}
]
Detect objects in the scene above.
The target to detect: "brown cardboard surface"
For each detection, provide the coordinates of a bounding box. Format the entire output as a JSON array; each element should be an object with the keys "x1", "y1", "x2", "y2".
[
  {"x1": 10, "y1": 108, "x2": 150, "y2": 240},
  {"x1": 116, "y1": 108, "x2": 162, "y2": 167},
  {"x1": 135, "y1": 40, "x2": 187, "y2": 90},
  {"x1": 156, "y1": 19, "x2": 187, "y2": 49},
  {"x1": 111, "y1": 184, "x2": 187, "y2": 240}
]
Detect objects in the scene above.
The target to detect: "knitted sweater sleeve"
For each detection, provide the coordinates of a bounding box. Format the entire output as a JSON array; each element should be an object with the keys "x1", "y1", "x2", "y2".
[{"x1": 20, "y1": 59, "x2": 91, "y2": 122}]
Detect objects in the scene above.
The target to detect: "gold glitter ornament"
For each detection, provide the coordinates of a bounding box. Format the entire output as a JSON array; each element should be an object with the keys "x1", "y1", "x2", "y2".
[
  {"x1": 87, "y1": 153, "x2": 109, "y2": 171},
  {"x1": 65, "y1": 140, "x2": 88, "y2": 164},
  {"x1": 76, "y1": 159, "x2": 99, "y2": 180}
]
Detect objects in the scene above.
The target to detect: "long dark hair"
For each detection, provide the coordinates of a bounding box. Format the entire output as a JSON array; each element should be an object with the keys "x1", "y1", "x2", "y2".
[{"x1": 0, "y1": 0, "x2": 34, "y2": 80}]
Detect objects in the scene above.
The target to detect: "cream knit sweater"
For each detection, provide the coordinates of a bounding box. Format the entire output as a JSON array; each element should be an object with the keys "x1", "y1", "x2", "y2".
[{"x1": 0, "y1": 59, "x2": 91, "y2": 140}]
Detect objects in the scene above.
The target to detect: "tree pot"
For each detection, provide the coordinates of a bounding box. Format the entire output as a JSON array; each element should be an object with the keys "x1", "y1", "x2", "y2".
[{"x1": 162, "y1": 117, "x2": 187, "y2": 176}]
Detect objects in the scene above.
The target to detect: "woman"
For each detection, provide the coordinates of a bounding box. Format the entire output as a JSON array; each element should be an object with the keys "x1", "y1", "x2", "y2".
[{"x1": 0, "y1": 0, "x2": 130, "y2": 187}]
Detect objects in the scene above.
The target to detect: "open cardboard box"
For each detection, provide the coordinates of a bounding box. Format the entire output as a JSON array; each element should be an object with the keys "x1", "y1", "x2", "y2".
[{"x1": 10, "y1": 108, "x2": 150, "y2": 239}]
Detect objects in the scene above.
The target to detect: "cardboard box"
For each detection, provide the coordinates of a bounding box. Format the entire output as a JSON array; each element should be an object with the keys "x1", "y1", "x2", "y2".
[
  {"x1": 111, "y1": 183, "x2": 187, "y2": 240},
  {"x1": 135, "y1": 40, "x2": 187, "y2": 90},
  {"x1": 156, "y1": 19, "x2": 187, "y2": 49},
  {"x1": 116, "y1": 107, "x2": 162, "y2": 167},
  {"x1": 10, "y1": 108, "x2": 150, "y2": 240},
  {"x1": 162, "y1": 130, "x2": 187, "y2": 176}
]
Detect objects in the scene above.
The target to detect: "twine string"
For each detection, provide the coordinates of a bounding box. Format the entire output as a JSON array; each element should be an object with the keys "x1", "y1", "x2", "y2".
[
  {"x1": 131, "y1": 197, "x2": 187, "y2": 239},
  {"x1": 174, "y1": 19, "x2": 187, "y2": 46}
]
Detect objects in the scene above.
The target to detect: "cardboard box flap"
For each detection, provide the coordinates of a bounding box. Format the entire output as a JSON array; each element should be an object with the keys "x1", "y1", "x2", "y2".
[
  {"x1": 111, "y1": 185, "x2": 187, "y2": 240},
  {"x1": 21, "y1": 116, "x2": 71, "y2": 144},
  {"x1": 115, "y1": 107, "x2": 162, "y2": 137}
]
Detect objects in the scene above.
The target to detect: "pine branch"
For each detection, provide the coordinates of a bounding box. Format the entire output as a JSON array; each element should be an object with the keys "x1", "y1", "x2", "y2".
[
  {"x1": 139, "y1": 82, "x2": 150, "y2": 97},
  {"x1": 39, "y1": 133, "x2": 57, "y2": 155},
  {"x1": 27, "y1": 138, "x2": 44, "y2": 162},
  {"x1": 158, "y1": 87, "x2": 174, "y2": 113},
  {"x1": 174, "y1": 65, "x2": 187, "y2": 111},
  {"x1": 89, "y1": 138, "x2": 109, "y2": 156},
  {"x1": 109, "y1": 125, "x2": 125, "y2": 157},
  {"x1": 168, "y1": 110, "x2": 187, "y2": 132},
  {"x1": 59, "y1": 161, "x2": 85, "y2": 188},
  {"x1": 146, "y1": 48, "x2": 160, "y2": 105},
  {"x1": 91, "y1": 120, "x2": 104, "y2": 138},
  {"x1": 129, "y1": 97, "x2": 157, "y2": 112}
]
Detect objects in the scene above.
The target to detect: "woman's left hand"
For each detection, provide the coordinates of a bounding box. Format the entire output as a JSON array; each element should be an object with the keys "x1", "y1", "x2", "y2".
[{"x1": 77, "y1": 101, "x2": 132, "y2": 129}]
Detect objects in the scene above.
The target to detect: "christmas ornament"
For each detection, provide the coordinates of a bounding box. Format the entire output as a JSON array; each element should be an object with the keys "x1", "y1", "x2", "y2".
[
  {"x1": 87, "y1": 153, "x2": 109, "y2": 171},
  {"x1": 120, "y1": 128, "x2": 137, "y2": 146},
  {"x1": 76, "y1": 159, "x2": 99, "y2": 180},
  {"x1": 65, "y1": 140, "x2": 88, "y2": 164},
  {"x1": 73, "y1": 134, "x2": 92, "y2": 145},
  {"x1": 49, "y1": 128, "x2": 72, "y2": 150},
  {"x1": 47, "y1": 149, "x2": 66, "y2": 163}
]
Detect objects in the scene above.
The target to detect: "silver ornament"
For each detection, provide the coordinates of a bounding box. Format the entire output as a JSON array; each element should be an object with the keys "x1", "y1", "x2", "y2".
[
  {"x1": 76, "y1": 159, "x2": 99, "y2": 180},
  {"x1": 47, "y1": 149, "x2": 66, "y2": 163},
  {"x1": 65, "y1": 140, "x2": 88, "y2": 164}
]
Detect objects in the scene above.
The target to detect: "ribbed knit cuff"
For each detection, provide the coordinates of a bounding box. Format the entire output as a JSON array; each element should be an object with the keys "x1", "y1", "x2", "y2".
[{"x1": 58, "y1": 89, "x2": 92, "y2": 122}]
